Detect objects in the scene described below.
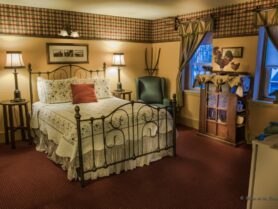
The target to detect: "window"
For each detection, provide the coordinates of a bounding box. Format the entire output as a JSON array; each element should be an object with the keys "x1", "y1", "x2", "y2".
[
  {"x1": 188, "y1": 32, "x2": 213, "y2": 89},
  {"x1": 263, "y1": 38, "x2": 278, "y2": 97},
  {"x1": 255, "y1": 27, "x2": 278, "y2": 101}
]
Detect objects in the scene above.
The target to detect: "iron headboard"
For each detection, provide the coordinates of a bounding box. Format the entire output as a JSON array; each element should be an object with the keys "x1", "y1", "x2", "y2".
[{"x1": 28, "y1": 63, "x2": 107, "y2": 108}]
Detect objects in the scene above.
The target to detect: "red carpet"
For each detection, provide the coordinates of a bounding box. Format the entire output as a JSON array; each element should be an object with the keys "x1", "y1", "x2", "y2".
[{"x1": 0, "y1": 126, "x2": 251, "y2": 209}]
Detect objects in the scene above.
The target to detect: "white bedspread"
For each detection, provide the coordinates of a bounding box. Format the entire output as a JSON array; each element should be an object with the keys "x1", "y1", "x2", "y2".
[{"x1": 31, "y1": 97, "x2": 173, "y2": 161}]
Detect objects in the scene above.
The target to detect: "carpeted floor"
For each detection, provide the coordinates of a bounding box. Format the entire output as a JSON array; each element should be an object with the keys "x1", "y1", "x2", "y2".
[{"x1": 0, "y1": 126, "x2": 252, "y2": 209}]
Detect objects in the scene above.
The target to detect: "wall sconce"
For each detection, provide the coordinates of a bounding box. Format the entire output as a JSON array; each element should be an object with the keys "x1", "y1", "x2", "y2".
[
  {"x1": 112, "y1": 53, "x2": 126, "y2": 92},
  {"x1": 58, "y1": 25, "x2": 79, "y2": 38},
  {"x1": 4, "y1": 51, "x2": 25, "y2": 102}
]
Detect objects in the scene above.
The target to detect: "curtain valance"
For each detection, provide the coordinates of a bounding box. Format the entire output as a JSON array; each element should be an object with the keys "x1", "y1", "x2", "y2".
[
  {"x1": 175, "y1": 18, "x2": 214, "y2": 107},
  {"x1": 254, "y1": 8, "x2": 278, "y2": 26},
  {"x1": 254, "y1": 8, "x2": 278, "y2": 51},
  {"x1": 177, "y1": 18, "x2": 214, "y2": 36}
]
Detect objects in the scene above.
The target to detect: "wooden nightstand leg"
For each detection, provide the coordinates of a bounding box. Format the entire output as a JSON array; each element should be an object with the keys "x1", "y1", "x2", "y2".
[
  {"x1": 24, "y1": 104, "x2": 32, "y2": 145},
  {"x1": 123, "y1": 94, "x2": 126, "y2": 100},
  {"x1": 128, "y1": 93, "x2": 131, "y2": 101},
  {"x1": 3, "y1": 105, "x2": 10, "y2": 145},
  {"x1": 8, "y1": 105, "x2": 15, "y2": 149},
  {"x1": 19, "y1": 105, "x2": 26, "y2": 141}
]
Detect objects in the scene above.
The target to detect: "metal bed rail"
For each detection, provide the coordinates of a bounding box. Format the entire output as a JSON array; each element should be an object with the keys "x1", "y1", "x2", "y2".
[{"x1": 75, "y1": 95, "x2": 177, "y2": 187}]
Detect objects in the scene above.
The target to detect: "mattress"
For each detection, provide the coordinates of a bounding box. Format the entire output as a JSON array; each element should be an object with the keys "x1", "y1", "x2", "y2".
[{"x1": 31, "y1": 97, "x2": 173, "y2": 161}]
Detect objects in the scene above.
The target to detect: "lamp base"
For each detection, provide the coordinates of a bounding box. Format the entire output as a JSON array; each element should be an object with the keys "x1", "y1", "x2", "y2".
[
  {"x1": 11, "y1": 89, "x2": 25, "y2": 103},
  {"x1": 116, "y1": 82, "x2": 124, "y2": 92}
]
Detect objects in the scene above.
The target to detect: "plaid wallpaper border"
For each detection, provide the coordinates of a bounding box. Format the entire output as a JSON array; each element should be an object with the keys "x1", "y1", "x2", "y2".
[
  {"x1": 0, "y1": 0, "x2": 277, "y2": 43},
  {"x1": 0, "y1": 4, "x2": 152, "y2": 42},
  {"x1": 152, "y1": 0, "x2": 278, "y2": 42}
]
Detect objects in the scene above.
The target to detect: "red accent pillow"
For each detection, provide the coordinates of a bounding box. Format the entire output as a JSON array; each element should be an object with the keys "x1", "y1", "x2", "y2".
[{"x1": 71, "y1": 84, "x2": 98, "y2": 104}]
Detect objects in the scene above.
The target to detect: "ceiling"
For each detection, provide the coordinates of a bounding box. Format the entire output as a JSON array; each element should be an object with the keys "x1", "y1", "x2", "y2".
[{"x1": 0, "y1": 0, "x2": 252, "y2": 19}]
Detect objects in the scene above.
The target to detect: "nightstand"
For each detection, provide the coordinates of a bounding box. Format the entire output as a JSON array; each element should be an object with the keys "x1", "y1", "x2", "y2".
[
  {"x1": 0, "y1": 100, "x2": 32, "y2": 149},
  {"x1": 112, "y1": 90, "x2": 132, "y2": 101}
]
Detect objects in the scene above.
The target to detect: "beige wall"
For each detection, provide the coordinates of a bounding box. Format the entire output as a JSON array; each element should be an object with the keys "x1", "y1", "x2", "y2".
[
  {"x1": 154, "y1": 36, "x2": 278, "y2": 138},
  {"x1": 212, "y1": 36, "x2": 258, "y2": 75},
  {"x1": 214, "y1": 36, "x2": 278, "y2": 140},
  {"x1": 153, "y1": 42, "x2": 180, "y2": 96},
  {"x1": 1, "y1": 34, "x2": 278, "y2": 142},
  {"x1": 0, "y1": 35, "x2": 151, "y2": 141}
]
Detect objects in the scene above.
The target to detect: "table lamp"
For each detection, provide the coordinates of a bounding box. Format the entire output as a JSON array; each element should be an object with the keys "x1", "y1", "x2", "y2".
[
  {"x1": 112, "y1": 53, "x2": 125, "y2": 92},
  {"x1": 4, "y1": 51, "x2": 25, "y2": 102}
]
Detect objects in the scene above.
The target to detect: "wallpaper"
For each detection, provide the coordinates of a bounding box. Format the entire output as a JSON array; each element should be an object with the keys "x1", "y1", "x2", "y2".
[
  {"x1": 0, "y1": 0, "x2": 277, "y2": 43},
  {"x1": 152, "y1": 0, "x2": 278, "y2": 42},
  {"x1": 0, "y1": 4, "x2": 152, "y2": 42}
]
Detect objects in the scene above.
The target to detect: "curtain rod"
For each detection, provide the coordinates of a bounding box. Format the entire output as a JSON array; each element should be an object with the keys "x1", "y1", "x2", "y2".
[{"x1": 174, "y1": 3, "x2": 278, "y2": 27}]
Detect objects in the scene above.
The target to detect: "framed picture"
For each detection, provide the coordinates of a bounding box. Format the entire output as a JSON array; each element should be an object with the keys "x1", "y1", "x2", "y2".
[
  {"x1": 47, "y1": 43, "x2": 89, "y2": 64},
  {"x1": 222, "y1": 47, "x2": 244, "y2": 58}
]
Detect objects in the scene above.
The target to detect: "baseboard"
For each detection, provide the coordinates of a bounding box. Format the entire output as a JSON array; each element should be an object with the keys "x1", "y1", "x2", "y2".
[{"x1": 178, "y1": 116, "x2": 199, "y2": 130}]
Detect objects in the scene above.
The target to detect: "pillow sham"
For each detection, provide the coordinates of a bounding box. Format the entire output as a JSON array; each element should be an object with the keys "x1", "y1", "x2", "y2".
[
  {"x1": 71, "y1": 84, "x2": 97, "y2": 104},
  {"x1": 37, "y1": 77, "x2": 75, "y2": 104},
  {"x1": 94, "y1": 78, "x2": 112, "y2": 99},
  {"x1": 37, "y1": 77, "x2": 46, "y2": 103},
  {"x1": 73, "y1": 78, "x2": 95, "y2": 84}
]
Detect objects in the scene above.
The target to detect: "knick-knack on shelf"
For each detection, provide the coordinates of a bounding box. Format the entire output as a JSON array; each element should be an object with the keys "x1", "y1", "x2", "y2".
[
  {"x1": 270, "y1": 90, "x2": 278, "y2": 104},
  {"x1": 231, "y1": 62, "x2": 240, "y2": 72}
]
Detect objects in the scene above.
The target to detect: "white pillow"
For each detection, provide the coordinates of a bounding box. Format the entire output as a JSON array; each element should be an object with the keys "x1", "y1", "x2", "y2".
[
  {"x1": 37, "y1": 77, "x2": 46, "y2": 103},
  {"x1": 73, "y1": 78, "x2": 95, "y2": 84},
  {"x1": 93, "y1": 78, "x2": 112, "y2": 99},
  {"x1": 37, "y1": 77, "x2": 75, "y2": 104}
]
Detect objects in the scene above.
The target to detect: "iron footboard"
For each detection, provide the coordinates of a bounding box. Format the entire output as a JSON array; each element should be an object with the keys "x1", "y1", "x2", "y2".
[{"x1": 75, "y1": 94, "x2": 177, "y2": 187}]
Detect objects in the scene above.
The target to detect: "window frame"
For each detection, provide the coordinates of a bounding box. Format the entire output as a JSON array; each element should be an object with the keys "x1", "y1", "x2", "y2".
[
  {"x1": 253, "y1": 27, "x2": 278, "y2": 102},
  {"x1": 258, "y1": 31, "x2": 270, "y2": 101},
  {"x1": 186, "y1": 33, "x2": 213, "y2": 90}
]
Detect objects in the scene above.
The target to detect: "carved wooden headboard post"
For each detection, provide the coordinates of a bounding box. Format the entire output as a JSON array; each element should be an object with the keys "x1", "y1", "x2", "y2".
[
  {"x1": 103, "y1": 62, "x2": 106, "y2": 77},
  {"x1": 28, "y1": 63, "x2": 34, "y2": 112}
]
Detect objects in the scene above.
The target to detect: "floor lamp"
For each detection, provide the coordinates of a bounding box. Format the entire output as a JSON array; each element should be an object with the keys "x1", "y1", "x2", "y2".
[
  {"x1": 4, "y1": 51, "x2": 25, "y2": 102},
  {"x1": 112, "y1": 53, "x2": 126, "y2": 92}
]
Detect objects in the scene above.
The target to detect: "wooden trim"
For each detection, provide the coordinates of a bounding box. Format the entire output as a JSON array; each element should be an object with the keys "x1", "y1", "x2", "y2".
[
  {"x1": 199, "y1": 85, "x2": 207, "y2": 133},
  {"x1": 259, "y1": 31, "x2": 267, "y2": 99},
  {"x1": 258, "y1": 31, "x2": 275, "y2": 102},
  {"x1": 222, "y1": 47, "x2": 244, "y2": 58}
]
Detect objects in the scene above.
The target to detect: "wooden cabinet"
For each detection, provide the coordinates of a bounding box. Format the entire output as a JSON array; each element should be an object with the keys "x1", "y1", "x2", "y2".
[{"x1": 198, "y1": 76, "x2": 249, "y2": 146}]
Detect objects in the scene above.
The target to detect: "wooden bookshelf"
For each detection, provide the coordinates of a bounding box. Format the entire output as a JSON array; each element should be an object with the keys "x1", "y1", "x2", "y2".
[{"x1": 198, "y1": 81, "x2": 249, "y2": 146}]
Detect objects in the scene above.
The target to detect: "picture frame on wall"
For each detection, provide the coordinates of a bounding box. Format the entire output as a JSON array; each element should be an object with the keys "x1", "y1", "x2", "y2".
[
  {"x1": 222, "y1": 47, "x2": 244, "y2": 58},
  {"x1": 47, "y1": 43, "x2": 89, "y2": 64}
]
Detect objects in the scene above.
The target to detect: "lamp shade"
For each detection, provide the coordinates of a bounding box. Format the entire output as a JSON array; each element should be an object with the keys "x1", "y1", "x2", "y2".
[
  {"x1": 70, "y1": 31, "x2": 80, "y2": 38},
  {"x1": 58, "y1": 29, "x2": 69, "y2": 37},
  {"x1": 112, "y1": 53, "x2": 125, "y2": 66},
  {"x1": 5, "y1": 51, "x2": 25, "y2": 69}
]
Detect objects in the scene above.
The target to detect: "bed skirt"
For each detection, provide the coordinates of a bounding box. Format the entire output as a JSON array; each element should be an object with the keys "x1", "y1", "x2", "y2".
[{"x1": 34, "y1": 130, "x2": 173, "y2": 181}]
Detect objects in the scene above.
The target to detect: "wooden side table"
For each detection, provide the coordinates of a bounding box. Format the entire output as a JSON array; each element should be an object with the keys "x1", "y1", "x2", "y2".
[
  {"x1": 112, "y1": 90, "x2": 132, "y2": 101},
  {"x1": 0, "y1": 100, "x2": 32, "y2": 149}
]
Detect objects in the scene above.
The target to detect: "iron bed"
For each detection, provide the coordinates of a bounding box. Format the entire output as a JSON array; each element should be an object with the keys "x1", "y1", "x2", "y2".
[{"x1": 28, "y1": 63, "x2": 177, "y2": 187}]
